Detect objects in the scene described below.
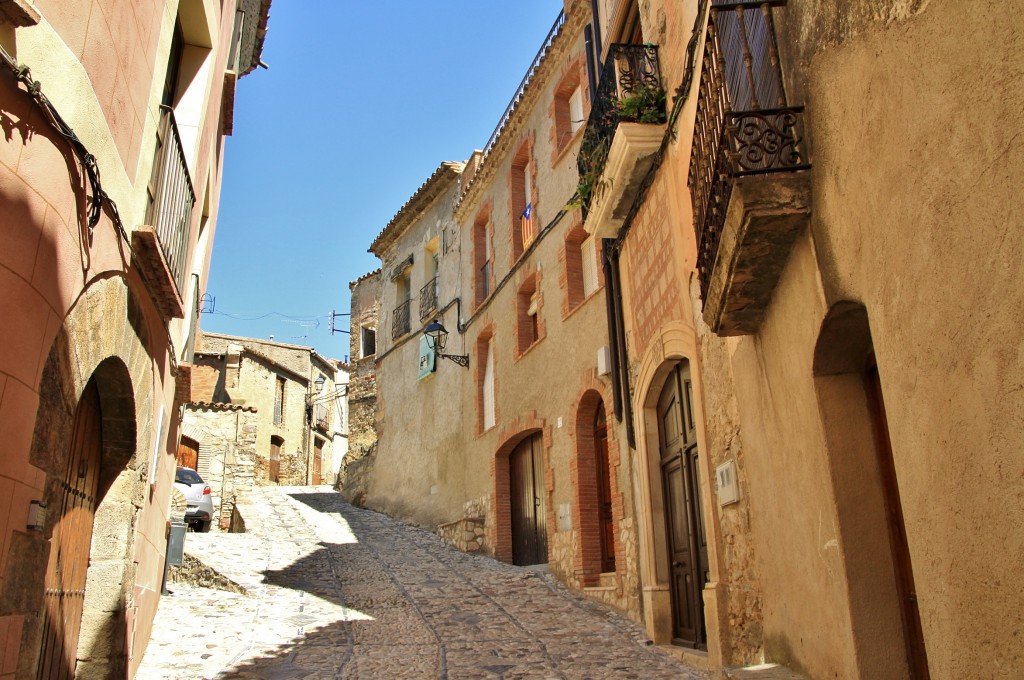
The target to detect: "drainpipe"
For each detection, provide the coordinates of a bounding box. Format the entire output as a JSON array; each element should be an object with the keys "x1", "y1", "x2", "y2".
[
  {"x1": 589, "y1": 0, "x2": 604, "y2": 74},
  {"x1": 602, "y1": 239, "x2": 623, "y2": 422},
  {"x1": 608, "y1": 242, "x2": 636, "y2": 449},
  {"x1": 585, "y1": 25, "x2": 599, "y2": 105}
]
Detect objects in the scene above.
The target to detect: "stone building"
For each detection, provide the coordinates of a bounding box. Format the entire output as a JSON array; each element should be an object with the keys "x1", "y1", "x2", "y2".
[
  {"x1": 0, "y1": 0, "x2": 270, "y2": 675},
  {"x1": 356, "y1": 1, "x2": 646, "y2": 620},
  {"x1": 187, "y1": 332, "x2": 345, "y2": 497},
  {"x1": 578, "y1": 0, "x2": 1024, "y2": 678},
  {"x1": 338, "y1": 269, "x2": 381, "y2": 506}
]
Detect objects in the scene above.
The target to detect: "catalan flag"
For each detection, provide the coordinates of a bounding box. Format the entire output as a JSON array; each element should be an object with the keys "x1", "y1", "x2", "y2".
[{"x1": 521, "y1": 202, "x2": 536, "y2": 247}]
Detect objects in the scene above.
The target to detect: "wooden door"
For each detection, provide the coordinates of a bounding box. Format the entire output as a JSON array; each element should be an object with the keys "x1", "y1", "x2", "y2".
[
  {"x1": 657, "y1": 362, "x2": 708, "y2": 649},
  {"x1": 176, "y1": 436, "x2": 198, "y2": 470},
  {"x1": 312, "y1": 439, "x2": 323, "y2": 485},
  {"x1": 595, "y1": 406, "x2": 616, "y2": 573},
  {"x1": 269, "y1": 437, "x2": 282, "y2": 483},
  {"x1": 866, "y1": 363, "x2": 930, "y2": 678},
  {"x1": 510, "y1": 433, "x2": 547, "y2": 566},
  {"x1": 37, "y1": 379, "x2": 102, "y2": 679}
]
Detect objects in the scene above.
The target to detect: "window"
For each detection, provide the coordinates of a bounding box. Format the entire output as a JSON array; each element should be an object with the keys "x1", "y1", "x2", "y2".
[
  {"x1": 562, "y1": 223, "x2": 599, "y2": 315},
  {"x1": 420, "y1": 239, "x2": 440, "y2": 321},
  {"x1": 483, "y1": 339, "x2": 496, "y2": 430},
  {"x1": 510, "y1": 142, "x2": 537, "y2": 261},
  {"x1": 392, "y1": 268, "x2": 412, "y2": 340},
  {"x1": 569, "y1": 87, "x2": 584, "y2": 135},
  {"x1": 473, "y1": 207, "x2": 493, "y2": 307},
  {"x1": 552, "y1": 60, "x2": 587, "y2": 157},
  {"x1": 273, "y1": 376, "x2": 285, "y2": 425},
  {"x1": 516, "y1": 274, "x2": 542, "y2": 355},
  {"x1": 360, "y1": 325, "x2": 377, "y2": 358},
  {"x1": 581, "y1": 234, "x2": 599, "y2": 297},
  {"x1": 476, "y1": 328, "x2": 497, "y2": 433}
]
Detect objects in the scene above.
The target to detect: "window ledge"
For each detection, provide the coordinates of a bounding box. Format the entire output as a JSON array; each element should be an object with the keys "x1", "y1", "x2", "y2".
[
  {"x1": 514, "y1": 336, "x2": 544, "y2": 362},
  {"x1": 552, "y1": 126, "x2": 585, "y2": 167},
  {"x1": 562, "y1": 285, "x2": 604, "y2": 322}
]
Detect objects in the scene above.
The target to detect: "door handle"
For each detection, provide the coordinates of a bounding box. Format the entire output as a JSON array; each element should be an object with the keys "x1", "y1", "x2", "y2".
[{"x1": 672, "y1": 561, "x2": 682, "y2": 567}]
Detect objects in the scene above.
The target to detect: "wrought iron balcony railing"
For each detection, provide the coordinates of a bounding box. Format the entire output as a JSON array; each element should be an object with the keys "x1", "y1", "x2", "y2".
[
  {"x1": 577, "y1": 43, "x2": 664, "y2": 213},
  {"x1": 146, "y1": 106, "x2": 196, "y2": 299},
  {"x1": 391, "y1": 299, "x2": 411, "y2": 340},
  {"x1": 419, "y1": 277, "x2": 438, "y2": 321},
  {"x1": 689, "y1": 0, "x2": 810, "y2": 298}
]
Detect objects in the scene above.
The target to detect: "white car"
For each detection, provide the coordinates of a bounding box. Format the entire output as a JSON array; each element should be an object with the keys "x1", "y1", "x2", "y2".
[{"x1": 174, "y1": 466, "x2": 214, "y2": 532}]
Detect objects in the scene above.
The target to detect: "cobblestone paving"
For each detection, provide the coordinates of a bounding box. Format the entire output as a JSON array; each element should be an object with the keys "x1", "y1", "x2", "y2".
[{"x1": 139, "y1": 486, "x2": 708, "y2": 679}]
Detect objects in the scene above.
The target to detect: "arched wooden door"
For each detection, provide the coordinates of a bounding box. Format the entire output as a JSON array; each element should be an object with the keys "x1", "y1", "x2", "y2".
[
  {"x1": 176, "y1": 436, "x2": 198, "y2": 470},
  {"x1": 510, "y1": 433, "x2": 548, "y2": 566},
  {"x1": 594, "y1": 405, "x2": 616, "y2": 573},
  {"x1": 657, "y1": 361, "x2": 709, "y2": 649},
  {"x1": 37, "y1": 379, "x2": 103, "y2": 679}
]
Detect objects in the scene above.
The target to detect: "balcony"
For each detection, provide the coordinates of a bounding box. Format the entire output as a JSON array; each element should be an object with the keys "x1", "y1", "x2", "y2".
[
  {"x1": 419, "y1": 277, "x2": 438, "y2": 321},
  {"x1": 133, "y1": 106, "x2": 196, "y2": 320},
  {"x1": 391, "y1": 299, "x2": 411, "y2": 340},
  {"x1": 578, "y1": 44, "x2": 666, "y2": 239},
  {"x1": 689, "y1": 0, "x2": 811, "y2": 336}
]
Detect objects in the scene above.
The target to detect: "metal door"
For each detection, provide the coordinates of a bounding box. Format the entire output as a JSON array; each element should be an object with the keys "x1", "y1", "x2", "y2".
[
  {"x1": 657, "y1": 362, "x2": 708, "y2": 648},
  {"x1": 37, "y1": 379, "x2": 102, "y2": 679},
  {"x1": 510, "y1": 433, "x2": 547, "y2": 566}
]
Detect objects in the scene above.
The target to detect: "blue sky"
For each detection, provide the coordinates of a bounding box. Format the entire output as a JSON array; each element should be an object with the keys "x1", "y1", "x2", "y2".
[{"x1": 202, "y1": 2, "x2": 565, "y2": 360}]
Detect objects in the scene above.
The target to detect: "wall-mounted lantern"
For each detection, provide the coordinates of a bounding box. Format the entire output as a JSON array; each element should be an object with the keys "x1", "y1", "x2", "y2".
[{"x1": 424, "y1": 321, "x2": 469, "y2": 368}]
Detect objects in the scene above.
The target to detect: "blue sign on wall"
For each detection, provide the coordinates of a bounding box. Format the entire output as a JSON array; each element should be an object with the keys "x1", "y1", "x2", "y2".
[{"x1": 417, "y1": 335, "x2": 436, "y2": 380}]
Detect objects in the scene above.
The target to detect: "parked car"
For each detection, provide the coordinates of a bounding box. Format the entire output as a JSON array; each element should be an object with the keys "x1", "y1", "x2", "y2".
[{"x1": 174, "y1": 466, "x2": 213, "y2": 532}]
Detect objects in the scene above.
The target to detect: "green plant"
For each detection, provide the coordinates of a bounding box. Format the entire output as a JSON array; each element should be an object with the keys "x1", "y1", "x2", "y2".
[{"x1": 615, "y1": 86, "x2": 667, "y2": 124}]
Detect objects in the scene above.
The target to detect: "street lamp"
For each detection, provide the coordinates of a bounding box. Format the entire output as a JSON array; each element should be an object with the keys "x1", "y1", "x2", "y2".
[{"x1": 424, "y1": 320, "x2": 469, "y2": 368}]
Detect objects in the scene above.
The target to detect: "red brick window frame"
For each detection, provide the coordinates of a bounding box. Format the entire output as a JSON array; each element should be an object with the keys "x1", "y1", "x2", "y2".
[
  {"x1": 514, "y1": 271, "x2": 544, "y2": 358},
  {"x1": 550, "y1": 56, "x2": 589, "y2": 162},
  {"x1": 475, "y1": 323, "x2": 498, "y2": 435},
  {"x1": 560, "y1": 212, "x2": 604, "y2": 317},
  {"x1": 571, "y1": 389, "x2": 624, "y2": 587},
  {"x1": 509, "y1": 139, "x2": 538, "y2": 264},
  {"x1": 472, "y1": 203, "x2": 494, "y2": 309}
]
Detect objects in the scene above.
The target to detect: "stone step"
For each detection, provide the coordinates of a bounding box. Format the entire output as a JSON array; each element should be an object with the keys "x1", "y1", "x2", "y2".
[{"x1": 724, "y1": 663, "x2": 809, "y2": 680}]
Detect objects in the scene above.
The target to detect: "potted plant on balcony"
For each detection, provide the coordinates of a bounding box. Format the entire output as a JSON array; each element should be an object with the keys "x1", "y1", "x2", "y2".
[{"x1": 614, "y1": 85, "x2": 667, "y2": 125}]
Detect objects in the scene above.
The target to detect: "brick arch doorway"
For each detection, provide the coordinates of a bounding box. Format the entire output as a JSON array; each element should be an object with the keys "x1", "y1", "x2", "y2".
[
  {"x1": 36, "y1": 353, "x2": 140, "y2": 679},
  {"x1": 509, "y1": 432, "x2": 548, "y2": 566},
  {"x1": 573, "y1": 392, "x2": 620, "y2": 586},
  {"x1": 37, "y1": 378, "x2": 103, "y2": 679}
]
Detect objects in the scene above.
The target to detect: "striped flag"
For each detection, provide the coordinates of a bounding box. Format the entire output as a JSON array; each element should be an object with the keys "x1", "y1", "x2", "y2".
[{"x1": 521, "y1": 203, "x2": 535, "y2": 246}]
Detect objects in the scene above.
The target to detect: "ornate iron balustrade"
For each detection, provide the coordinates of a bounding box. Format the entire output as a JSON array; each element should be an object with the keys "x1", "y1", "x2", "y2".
[
  {"x1": 577, "y1": 43, "x2": 663, "y2": 213},
  {"x1": 146, "y1": 106, "x2": 196, "y2": 299},
  {"x1": 391, "y1": 299, "x2": 411, "y2": 340},
  {"x1": 419, "y1": 277, "x2": 438, "y2": 321},
  {"x1": 689, "y1": 0, "x2": 810, "y2": 298}
]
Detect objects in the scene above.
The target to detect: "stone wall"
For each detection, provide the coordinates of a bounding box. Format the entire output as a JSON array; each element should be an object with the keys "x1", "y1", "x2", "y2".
[
  {"x1": 181, "y1": 404, "x2": 258, "y2": 528},
  {"x1": 339, "y1": 271, "x2": 381, "y2": 505}
]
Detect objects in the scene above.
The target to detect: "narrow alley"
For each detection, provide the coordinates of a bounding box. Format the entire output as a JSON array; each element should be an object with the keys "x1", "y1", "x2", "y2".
[{"x1": 138, "y1": 486, "x2": 707, "y2": 679}]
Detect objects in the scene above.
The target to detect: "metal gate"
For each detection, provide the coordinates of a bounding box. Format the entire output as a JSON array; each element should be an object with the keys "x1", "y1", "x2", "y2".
[{"x1": 37, "y1": 379, "x2": 102, "y2": 679}]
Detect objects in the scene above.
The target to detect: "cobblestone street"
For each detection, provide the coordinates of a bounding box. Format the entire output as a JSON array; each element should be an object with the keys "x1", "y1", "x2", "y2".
[{"x1": 138, "y1": 486, "x2": 707, "y2": 679}]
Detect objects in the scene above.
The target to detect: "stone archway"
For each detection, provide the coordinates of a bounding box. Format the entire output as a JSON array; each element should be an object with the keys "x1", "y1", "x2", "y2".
[
  {"x1": 813, "y1": 301, "x2": 928, "y2": 678},
  {"x1": 10, "y1": 276, "x2": 158, "y2": 678}
]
